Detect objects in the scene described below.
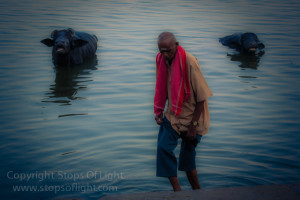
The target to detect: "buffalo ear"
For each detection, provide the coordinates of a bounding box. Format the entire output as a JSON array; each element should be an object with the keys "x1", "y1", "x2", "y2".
[
  {"x1": 258, "y1": 43, "x2": 265, "y2": 49},
  {"x1": 72, "y1": 39, "x2": 88, "y2": 48},
  {"x1": 41, "y1": 38, "x2": 54, "y2": 47}
]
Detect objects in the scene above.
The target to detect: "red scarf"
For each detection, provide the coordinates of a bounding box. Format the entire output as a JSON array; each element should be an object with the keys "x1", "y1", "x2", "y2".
[{"x1": 154, "y1": 45, "x2": 191, "y2": 116}]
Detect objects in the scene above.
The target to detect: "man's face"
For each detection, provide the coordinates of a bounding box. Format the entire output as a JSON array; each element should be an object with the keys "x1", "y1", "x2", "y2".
[{"x1": 158, "y1": 39, "x2": 178, "y2": 63}]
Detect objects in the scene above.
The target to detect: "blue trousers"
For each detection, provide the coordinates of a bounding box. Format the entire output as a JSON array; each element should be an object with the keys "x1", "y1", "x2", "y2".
[{"x1": 156, "y1": 117, "x2": 202, "y2": 177}]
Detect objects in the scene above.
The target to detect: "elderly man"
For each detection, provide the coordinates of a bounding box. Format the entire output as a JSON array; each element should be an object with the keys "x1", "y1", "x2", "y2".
[{"x1": 154, "y1": 32, "x2": 213, "y2": 191}]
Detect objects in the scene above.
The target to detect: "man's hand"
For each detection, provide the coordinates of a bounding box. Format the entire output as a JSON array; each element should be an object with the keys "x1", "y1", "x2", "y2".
[
  {"x1": 185, "y1": 100, "x2": 204, "y2": 142},
  {"x1": 186, "y1": 124, "x2": 197, "y2": 142},
  {"x1": 155, "y1": 114, "x2": 163, "y2": 125}
]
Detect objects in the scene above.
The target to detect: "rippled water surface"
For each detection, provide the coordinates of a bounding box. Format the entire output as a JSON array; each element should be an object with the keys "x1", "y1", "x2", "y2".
[{"x1": 0, "y1": 0, "x2": 300, "y2": 199}]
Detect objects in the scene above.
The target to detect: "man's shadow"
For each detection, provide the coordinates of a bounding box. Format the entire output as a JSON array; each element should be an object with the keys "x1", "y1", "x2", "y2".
[
  {"x1": 226, "y1": 51, "x2": 265, "y2": 70},
  {"x1": 42, "y1": 55, "x2": 98, "y2": 105}
]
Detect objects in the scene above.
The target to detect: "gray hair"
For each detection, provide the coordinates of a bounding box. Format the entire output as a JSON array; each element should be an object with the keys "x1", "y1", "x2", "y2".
[{"x1": 157, "y1": 32, "x2": 177, "y2": 44}]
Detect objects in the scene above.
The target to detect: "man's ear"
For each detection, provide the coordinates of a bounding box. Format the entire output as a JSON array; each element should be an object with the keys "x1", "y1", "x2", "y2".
[
  {"x1": 41, "y1": 38, "x2": 54, "y2": 47},
  {"x1": 72, "y1": 39, "x2": 88, "y2": 48}
]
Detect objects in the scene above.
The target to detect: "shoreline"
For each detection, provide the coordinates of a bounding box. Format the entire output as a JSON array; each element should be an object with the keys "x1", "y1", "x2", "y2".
[{"x1": 100, "y1": 183, "x2": 300, "y2": 200}]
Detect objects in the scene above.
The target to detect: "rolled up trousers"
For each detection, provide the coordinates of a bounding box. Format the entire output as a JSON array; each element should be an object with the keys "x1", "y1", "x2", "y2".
[{"x1": 156, "y1": 117, "x2": 202, "y2": 177}]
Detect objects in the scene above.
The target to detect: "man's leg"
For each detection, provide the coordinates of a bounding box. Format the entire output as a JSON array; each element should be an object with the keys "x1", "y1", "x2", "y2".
[
  {"x1": 179, "y1": 134, "x2": 202, "y2": 190},
  {"x1": 156, "y1": 117, "x2": 180, "y2": 191},
  {"x1": 168, "y1": 177, "x2": 181, "y2": 191},
  {"x1": 186, "y1": 169, "x2": 201, "y2": 190}
]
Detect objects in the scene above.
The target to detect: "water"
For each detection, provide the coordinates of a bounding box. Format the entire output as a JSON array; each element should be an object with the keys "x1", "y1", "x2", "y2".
[{"x1": 0, "y1": 0, "x2": 300, "y2": 199}]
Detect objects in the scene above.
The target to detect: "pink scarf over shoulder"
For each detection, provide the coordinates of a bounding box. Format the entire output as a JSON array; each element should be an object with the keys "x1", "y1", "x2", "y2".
[{"x1": 154, "y1": 45, "x2": 191, "y2": 116}]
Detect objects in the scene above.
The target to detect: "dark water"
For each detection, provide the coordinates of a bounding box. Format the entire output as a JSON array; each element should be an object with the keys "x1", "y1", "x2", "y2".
[{"x1": 0, "y1": 0, "x2": 300, "y2": 199}]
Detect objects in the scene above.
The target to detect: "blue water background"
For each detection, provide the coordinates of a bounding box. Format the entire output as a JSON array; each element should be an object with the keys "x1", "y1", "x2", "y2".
[{"x1": 0, "y1": 0, "x2": 300, "y2": 199}]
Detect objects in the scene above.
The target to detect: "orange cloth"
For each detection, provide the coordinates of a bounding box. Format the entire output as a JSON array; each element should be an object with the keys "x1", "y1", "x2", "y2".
[{"x1": 163, "y1": 52, "x2": 213, "y2": 135}]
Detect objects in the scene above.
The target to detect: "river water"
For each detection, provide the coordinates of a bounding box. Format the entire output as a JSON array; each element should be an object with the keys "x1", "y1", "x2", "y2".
[{"x1": 0, "y1": 0, "x2": 299, "y2": 199}]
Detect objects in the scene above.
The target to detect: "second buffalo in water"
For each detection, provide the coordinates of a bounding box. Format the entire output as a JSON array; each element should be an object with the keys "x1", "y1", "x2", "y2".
[{"x1": 219, "y1": 32, "x2": 265, "y2": 54}]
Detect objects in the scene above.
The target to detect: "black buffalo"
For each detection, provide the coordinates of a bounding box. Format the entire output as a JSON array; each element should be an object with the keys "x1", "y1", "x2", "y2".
[
  {"x1": 41, "y1": 28, "x2": 98, "y2": 66},
  {"x1": 219, "y1": 32, "x2": 265, "y2": 54}
]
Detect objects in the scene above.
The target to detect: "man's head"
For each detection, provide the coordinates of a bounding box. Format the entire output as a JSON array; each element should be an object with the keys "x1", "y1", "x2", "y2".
[{"x1": 157, "y1": 32, "x2": 179, "y2": 63}]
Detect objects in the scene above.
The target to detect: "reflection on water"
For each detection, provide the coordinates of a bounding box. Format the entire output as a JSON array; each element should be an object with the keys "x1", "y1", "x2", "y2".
[
  {"x1": 227, "y1": 52, "x2": 265, "y2": 70},
  {"x1": 42, "y1": 55, "x2": 98, "y2": 105}
]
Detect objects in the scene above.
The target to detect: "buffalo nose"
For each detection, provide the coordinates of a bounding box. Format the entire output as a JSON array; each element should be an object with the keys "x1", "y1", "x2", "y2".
[
  {"x1": 55, "y1": 41, "x2": 65, "y2": 46},
  {"x1": 249, "y1": 48, "x2": 257, "y2": 52},
  {"x1": 249, "y1": 41, "x2": 258, "y2": 48}
]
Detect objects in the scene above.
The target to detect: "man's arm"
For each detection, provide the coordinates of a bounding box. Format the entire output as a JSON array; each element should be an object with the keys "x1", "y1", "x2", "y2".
[{"x1": 186, "y1": 100, "x2": 204, "y2": 141}]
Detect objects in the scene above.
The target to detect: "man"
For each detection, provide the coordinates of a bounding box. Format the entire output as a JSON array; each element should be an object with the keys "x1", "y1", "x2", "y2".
[{"x1": 154, "y1": 32, "x2": 212, "y2": 191}]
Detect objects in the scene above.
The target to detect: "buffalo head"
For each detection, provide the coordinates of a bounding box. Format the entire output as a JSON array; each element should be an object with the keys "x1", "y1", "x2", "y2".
[
  {"x1": 240, "y1": 32, "x2": 265, "y2": 54},
  {"x1": 41, "y1": 28, "x2": 88, "y2": 65}
]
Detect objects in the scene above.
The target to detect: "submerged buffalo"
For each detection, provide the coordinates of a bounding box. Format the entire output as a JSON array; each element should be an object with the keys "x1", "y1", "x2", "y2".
[
  {"x1": 41, "y1": 28, "x2": 98, "y2": 66},
  {"x1": 219, "y1": 32, "x2": 265, "y2": 54}
]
